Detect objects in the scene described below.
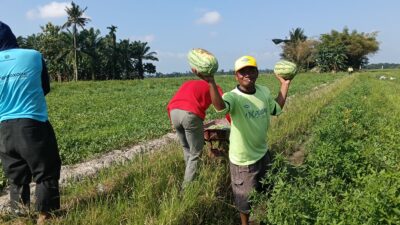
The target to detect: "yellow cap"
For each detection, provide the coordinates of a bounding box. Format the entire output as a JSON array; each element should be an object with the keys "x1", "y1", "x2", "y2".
[{"x1": 234, "y1": 56, "x2": 257, "y2": 73}]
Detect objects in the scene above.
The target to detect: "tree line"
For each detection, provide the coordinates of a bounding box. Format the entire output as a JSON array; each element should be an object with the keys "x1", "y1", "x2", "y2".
[
  {"x1": 278, "y1": 27, "x2": 380, "y2": 73},
  {"x1": 364, "y1": 63, "x2": 400, "y2": 69},
  {"x1": 16, "y1": 2, "x2": 158, "y2": 82}
]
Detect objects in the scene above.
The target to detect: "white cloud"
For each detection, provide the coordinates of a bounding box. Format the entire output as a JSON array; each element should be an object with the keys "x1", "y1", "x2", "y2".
[
  {"x1": 26, "y1": 2, "x2": 70, "y2": 20},
  {"x1": 142, "y1": 35, "x2": 155, "y2": 43},
  {"x1": 196, "y1": 11, "x2": 221, "y2": 25},
  {"x1": 130, "y1": 34, "x2": 156, "y2": 43}
]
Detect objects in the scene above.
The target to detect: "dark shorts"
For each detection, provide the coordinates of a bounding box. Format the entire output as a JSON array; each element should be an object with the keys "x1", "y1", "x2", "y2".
[
  {"x1": 0, "y1": 118, "x2": 61, "y2": 184},
  {"x1": 0, "y1": 118, "x2": 61, "y2": 212},
  {"x1": 230, "y1": 151, "x2": 272, "y2": 214}
]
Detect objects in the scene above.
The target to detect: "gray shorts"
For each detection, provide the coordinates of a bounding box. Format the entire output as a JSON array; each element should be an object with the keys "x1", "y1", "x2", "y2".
[{"x1": 230, "y1": 151, "x2": 272, "y2": 214}]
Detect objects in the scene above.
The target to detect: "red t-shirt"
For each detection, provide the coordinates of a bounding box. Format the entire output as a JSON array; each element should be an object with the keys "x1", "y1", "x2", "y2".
[{"x1": 167, "y1": 80, "x2": 223, "y2": 120}]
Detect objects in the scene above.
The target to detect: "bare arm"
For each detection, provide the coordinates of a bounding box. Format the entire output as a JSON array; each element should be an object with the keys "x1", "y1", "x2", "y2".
[
  {"x1": 208, "y1": 78, "x2": 226, "y2": 110},
  {"x1": 192, "y1": 69, "x2": 226, "y2": 111},
  {"x1": 274, "y1": 74, "x2": 292, "y2": 109}
]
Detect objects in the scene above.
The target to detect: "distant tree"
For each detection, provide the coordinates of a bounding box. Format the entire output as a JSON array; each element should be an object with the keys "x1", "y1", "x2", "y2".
[
  {"x1": 62, "y1": 1, "x2": 91, "y2": 81},
  {"x1": 319, "y1": 27, "x2": 379, "y2": 70},
  {"x1": 17, "y1": 34, "x2": 41, "y2": 50},
  {"x1": 118, "y1": 39, "x2": 135, "y2": 79},
  {"x1": 58, "y1": 31, "x2": 78, "y2": 81},
  {"x1": 131, "y1": 41, "x2": 158, "y2": 79},
  {"x1": 282, "y1": 39, "x2": 319, "y2": 71},
  {"x1": 80, "y1": 28, "x2": 103, "y2": 80},
  {"x1": 289, "y1": 27, "x2": 307, "y2": 42},
  {"x1": 315, "y1": 44, "x2": 347, "y2": 73},
  {"x1": 38, "y1": 23, "x2": 71, "y2": 81},
  {"x1": 281, "y1": 28, "x2": 317, "y2": 71},
  {"x1": 143, "y1": 63, "x2": 156, "y2": 75},
  {"x1": 365, "y1": 63, "x2": 400, "y2": 69},
  {"x1": 15, "y1": 5, "x2": 162, "y2": 81},
  {"x1": 106, "y1": 25, "x2": 118, "y2": 79}
]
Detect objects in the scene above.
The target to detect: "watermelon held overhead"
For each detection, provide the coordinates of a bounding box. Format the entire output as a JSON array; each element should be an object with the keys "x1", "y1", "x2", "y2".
[
  {"x1": 187, "y1": 48, "x2": 219, "y2": 76},
  {"x1": 274, "y1": 60, "x2": 298, "y2": 80}
]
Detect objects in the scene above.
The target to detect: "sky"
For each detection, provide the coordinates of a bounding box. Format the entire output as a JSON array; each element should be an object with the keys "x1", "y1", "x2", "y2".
[{"x1": 1, "y1": 0, "x2": 399, "y2": 74}]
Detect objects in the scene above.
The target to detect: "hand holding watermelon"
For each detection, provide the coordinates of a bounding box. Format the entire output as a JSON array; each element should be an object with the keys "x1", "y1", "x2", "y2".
[
  {"x1": 188, "y1": 48, "x2": 219, "y2": 76},
  {"x1": 274, "y1": 60, "x2": 298, "y2": 80},
  {"x1": 274, "y1": 72, "x2": 292, "y2": 86},
  {"x1": 192, "y1": 68, "x2": 215, "y2": 83}
]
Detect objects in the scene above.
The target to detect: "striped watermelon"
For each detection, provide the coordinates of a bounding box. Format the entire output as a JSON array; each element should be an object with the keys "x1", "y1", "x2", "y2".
[
  {"x1": 274, "y1": 60, "x2": 298, "y2": 80},
  {"x1": 187, "y1": 48, "x2": 218, "y2": 76}
]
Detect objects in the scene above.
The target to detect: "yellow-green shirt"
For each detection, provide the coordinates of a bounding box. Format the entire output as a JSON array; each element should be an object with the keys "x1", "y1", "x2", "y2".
[{"x1": 218, "y1": 84, "x2": 281, "y2": 165}]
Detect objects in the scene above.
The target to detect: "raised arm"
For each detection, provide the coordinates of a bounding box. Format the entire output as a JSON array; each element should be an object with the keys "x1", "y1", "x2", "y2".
[{"x1": 274, "y1": 74, "x2": 292, "y2": 109}]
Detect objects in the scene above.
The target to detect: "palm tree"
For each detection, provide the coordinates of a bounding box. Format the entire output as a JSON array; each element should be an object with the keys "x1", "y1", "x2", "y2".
[
  {"x1": 80, "y1": 28, "x2": 103, "y2": 80},
  {"x1": 280, "y1": 27, "x2": 313, "y2": 71},
  {"x1": 118, "y1": 39, "x2": 135, "y2": 79},
  {"x1": 106, "y1": 25, "x2": 118, "y2": 79},
  {"x1": 289, "y1": 27, "x2": 307, "y2": 43},
  {"x1": 62, "y1": 1, "x2": 90, "y2": 81},
  {"x1": 57, "y1": 31, "x2": 76, "y2": 81},
  {"x1": 131, "y1": 41, "x2": 158, "y2": 79}
]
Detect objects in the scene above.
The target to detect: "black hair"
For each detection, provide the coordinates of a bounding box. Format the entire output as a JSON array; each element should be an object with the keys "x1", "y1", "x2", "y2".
[{"x1": 0, "y1": 21, "x2": 19, "y2": 50}]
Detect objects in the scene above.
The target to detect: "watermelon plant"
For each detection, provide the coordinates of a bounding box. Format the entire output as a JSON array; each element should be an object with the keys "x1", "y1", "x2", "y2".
[
  {"x1": 252, "y1": 73, "x2": 400, "y2": 224},
  {"x1": 187, "y1": 48, "x2": 219, "y2": 76},
  {"x1": 274, "y1": 60, "x2": 298, "y2": 80}
]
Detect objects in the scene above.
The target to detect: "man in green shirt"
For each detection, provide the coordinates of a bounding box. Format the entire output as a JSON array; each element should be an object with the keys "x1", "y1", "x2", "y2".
[{"x1": 195, "y1": 55, "x2": 291, "y2": 225}]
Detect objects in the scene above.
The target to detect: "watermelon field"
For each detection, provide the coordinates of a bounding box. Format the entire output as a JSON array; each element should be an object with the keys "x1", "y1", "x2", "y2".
[{"x1": 1, "y1": 70, "x2": 400, "y2": 224}]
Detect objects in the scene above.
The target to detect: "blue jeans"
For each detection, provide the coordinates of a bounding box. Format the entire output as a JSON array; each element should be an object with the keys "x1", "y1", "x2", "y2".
[{"x1": 170, "y1": 109, "x2": 204, "y2": 187}]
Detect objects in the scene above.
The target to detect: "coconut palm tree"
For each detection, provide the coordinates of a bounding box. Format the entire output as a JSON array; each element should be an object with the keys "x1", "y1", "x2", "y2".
[
  {"x1": 280, "y1": 27, "x2": 314, "y2": 71},
  {"x1": 289, "y1": 27, "x2": 307, "y2": 43},
  {"x1": 62, "y1": 1, "x2": 90, "y2": 81}
]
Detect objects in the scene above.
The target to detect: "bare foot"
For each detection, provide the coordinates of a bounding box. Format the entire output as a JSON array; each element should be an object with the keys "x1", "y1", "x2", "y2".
[{"x1": 36, "y1": 212, "x2": 51, "y2": 225}]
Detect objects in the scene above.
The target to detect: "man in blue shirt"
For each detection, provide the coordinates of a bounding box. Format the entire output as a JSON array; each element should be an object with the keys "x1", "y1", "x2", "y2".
[{"x1": 0, "y1": 21, "x2": 61, "y2": 224}]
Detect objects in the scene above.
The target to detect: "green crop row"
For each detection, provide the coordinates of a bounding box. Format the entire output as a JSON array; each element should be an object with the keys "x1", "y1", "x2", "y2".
[{"x1": 253, "y1": 72, "x2": 400, "y2": 224}]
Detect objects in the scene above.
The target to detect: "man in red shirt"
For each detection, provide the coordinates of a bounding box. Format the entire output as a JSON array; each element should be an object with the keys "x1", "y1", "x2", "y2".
[{"x1": 167, "y1": 78, "x2": 224, "y2": 188}]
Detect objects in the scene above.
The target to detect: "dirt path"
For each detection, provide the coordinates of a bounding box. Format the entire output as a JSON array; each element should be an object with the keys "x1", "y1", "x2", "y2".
[{"x1": 0, "y1": 132, "x2": 178, "y2": 212}]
